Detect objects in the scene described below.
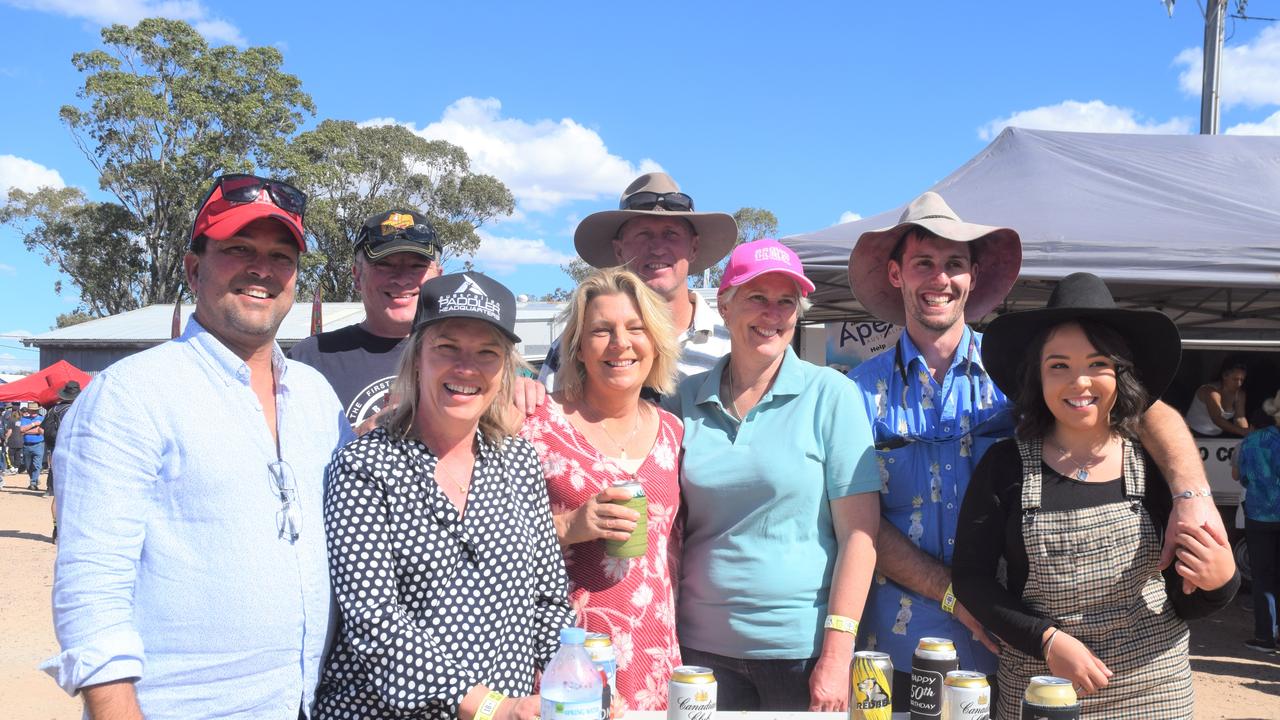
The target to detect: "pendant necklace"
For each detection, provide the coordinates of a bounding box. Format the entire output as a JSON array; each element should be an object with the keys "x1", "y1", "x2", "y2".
[
  {"x1": 597, "y1": 405, "x2": 644, "y2": 460},
  {"x1": 434, "y1": 456, "x2": 472, "y2": 495},
  {"x1": 1047, "y1": 439, "x2": 1105, "y2": 481}
]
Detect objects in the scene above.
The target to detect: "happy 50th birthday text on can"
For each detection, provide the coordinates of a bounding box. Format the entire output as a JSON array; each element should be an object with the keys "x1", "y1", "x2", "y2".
[
  {"x1": 850, "y1": 650, "x2": 893, "y2": 720},
  {"x1": 941, "y1": 670, "x2": 989, "y2": 720},
  {"x1": 1021, "y1": 676, "x2": 1079, "y2": 720},
  {"x1": 667, "y1": 666, "x2": 716, "y2": 720},
  {"x1": 910, "y1": 637, "x2": 959, "y2": 719}
]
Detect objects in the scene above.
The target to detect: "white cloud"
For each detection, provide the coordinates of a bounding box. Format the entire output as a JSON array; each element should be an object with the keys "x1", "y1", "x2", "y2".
[
  {"x1": 837, "y1": 211, "x2": 862, "y2": 225},
  {"x1": 472, "y1": 233, "x2": 577, "y2": 275},
  {"x1": 4, "y1": 0, "x2": 246, "y2": 45},
  {"x1": 0, "y1": 263, "x2": 15, "y2": 275},
  {"x1": 1225, "y1": 108, "x2": 1280, "y2": 135},
  {"x1": 365, "y1": 97, "x2": 662, "y2": 213},
  {"x1": 1176, "y1": 24, "x2": 1280, "y2": 109},
  {"x1": 1, "y1": 330, "x2": 34, "y2": 339},
  {"x1": 0, "y1": 155, "x2": 66, "y2": 201},
  {"x1": 978, "y1": 100, "x2": 1192, "y2": 140}
]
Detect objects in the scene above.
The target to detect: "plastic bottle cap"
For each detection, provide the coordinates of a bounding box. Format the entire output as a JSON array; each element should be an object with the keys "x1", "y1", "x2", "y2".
[{"x1": 560, "y1": 626, "x2": 586, "y2": 644}]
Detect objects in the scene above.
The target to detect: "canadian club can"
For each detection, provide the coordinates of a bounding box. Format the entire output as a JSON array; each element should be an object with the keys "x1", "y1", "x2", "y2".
[
  {"x1": 584, "y1": 632, "x2": 617, "y2": 720},
  {"x1": 910, "y1": 637, "x2": 958, "y2": 719},
  {"x1": 850, "y1": 651, "x2": 893, "y2": 720},
  {"x1": 1021, "y1": 676, "x2": 1080, "y2": 720},
  {"x1": 667, "y1": 666, "x2": 716, "y2": 720},
  {"x1": 941, "y1": 671, "x2": 990, "y2": 720}
]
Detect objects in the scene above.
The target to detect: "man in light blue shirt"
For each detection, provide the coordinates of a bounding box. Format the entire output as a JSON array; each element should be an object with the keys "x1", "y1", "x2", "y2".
[
  {"x1": 43, "y1": 175, "x2": 353, "y2": 719},
  {"x1": 847, "y1": 192, "x2": 1226, "y2": 711}
]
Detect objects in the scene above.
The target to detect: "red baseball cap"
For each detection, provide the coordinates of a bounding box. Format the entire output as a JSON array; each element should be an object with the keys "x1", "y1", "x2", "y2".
[{"x1": 191, "y1": 175, "x2": 306, "y2": 252}]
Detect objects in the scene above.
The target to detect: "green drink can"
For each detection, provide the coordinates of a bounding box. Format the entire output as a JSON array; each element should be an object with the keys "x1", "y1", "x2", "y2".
[{"x1": 603, "y1": 480, "x2": 648, "y2": 558}]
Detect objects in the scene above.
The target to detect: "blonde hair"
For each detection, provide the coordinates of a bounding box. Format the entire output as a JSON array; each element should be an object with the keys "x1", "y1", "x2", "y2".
[
  {"x1": 556, "y1": 267, "x2": 679, "y2": 401},
  {"x1": 380, "y1": 319, "x2": 529, "y2": 447}
]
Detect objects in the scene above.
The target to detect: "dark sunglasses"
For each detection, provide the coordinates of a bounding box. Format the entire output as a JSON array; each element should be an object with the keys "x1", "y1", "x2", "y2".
[
  {"x1": 620, "y1": 191, "x2": 694, "y2": 212},
  {"x1": 358, "y1": 218, "x2": 442, "y2": 255},
  {"x1": 198, "y1": 173, "x2": 307, "y2": 216}
]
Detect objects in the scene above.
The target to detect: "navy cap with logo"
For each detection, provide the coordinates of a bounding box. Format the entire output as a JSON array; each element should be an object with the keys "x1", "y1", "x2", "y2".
[
  {"x1": 356, "y1": 209, "x2": 443, "y2": 261},
  {"x1": 412, "y1": 272, "x2": 521, "y2": 343}
]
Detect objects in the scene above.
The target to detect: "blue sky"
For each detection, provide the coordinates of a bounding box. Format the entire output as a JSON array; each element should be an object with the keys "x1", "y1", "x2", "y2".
[{"x1": 2, "y1": 1, "x2": 1279, "y2": 372}]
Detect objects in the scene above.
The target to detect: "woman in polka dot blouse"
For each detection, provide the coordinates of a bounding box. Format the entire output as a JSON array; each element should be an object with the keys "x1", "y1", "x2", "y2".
[
  {"x1": 519, "y1": 268, "x2": 685, "y2": 712},
  {"x1": 315, "y1": 273, "x2": 574, "y2": 720}
]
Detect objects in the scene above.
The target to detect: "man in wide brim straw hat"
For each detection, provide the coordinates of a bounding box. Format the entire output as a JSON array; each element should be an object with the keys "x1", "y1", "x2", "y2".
[
  {"x1": 847, "y1": 191, "x2": 1022, "y2": 327},
  {"x1": 539, "y1": 172, "x2": 738, "y2": 391},
  {"x1": 843, "y1": 192, "x2": 1221, "y2": 711}
]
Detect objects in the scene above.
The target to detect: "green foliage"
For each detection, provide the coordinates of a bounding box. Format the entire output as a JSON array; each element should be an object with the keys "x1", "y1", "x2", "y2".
[
  {"x1": 561, "y1": 258, "x2": 593, "y2": 285},
  {"x1": 276, "y1": 120, "x2": 514, "y2": 301},
  {"x1": 700, "y1": 207, "x2": 780, "y2": 288},
  {"x1": 2, "y1": 18, "x2": 313, "y2": 315},
  {"x1": 54, "y1": 311, "x2": 95, "y2": 329},
  {"x1": 0, "y1": 186, "x2": 145, "y2": 316}
]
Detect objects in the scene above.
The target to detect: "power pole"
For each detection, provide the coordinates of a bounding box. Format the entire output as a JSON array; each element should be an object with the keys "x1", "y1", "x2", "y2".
[{"x1": 1201, "y1": 0, "x2": 1228, "y2": 134}]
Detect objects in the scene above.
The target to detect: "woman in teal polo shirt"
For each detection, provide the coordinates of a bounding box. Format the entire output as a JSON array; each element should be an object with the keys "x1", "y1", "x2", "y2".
[{"x1": 670, "y1": 239, "x2": 881, "y2": 712}]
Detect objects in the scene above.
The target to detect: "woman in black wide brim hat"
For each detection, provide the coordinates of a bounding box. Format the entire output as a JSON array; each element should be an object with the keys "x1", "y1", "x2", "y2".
[{"x1": 950, "y1": 273, "x2": 1239, "y2": 720}]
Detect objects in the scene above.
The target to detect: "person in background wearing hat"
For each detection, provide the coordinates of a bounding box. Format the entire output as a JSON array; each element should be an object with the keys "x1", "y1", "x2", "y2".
[
  {"x1": 845, "y1": 192, "x2": 1223, "y2": 710},
  {"x1": 18, "y1": 402, "x2": 45, "y2": 491},
  {"x1": 952, "y1": 272, "x2": 1237, "y2": 719},
  {"x1": 291, "y1": 209, "x2": 444, "y2": 434},
  {"x1": 670, "y1": 239, "x2": 880, "y2": 712},
  {"x1": 43, "y1": 174, "x2": 352, "y2": 719},
  {"x1": 43, "y1": 380, "x2": 81, "y2": 491},
  {"x1": 42, "y1": 379, "x2": 81, "y2": 539},
  {"x1": 537, "y1": 172, "x2": 737, "y2": 393},
  {"x1": 1234, "y1": 390, "x2": 1280, "y2": 653},
  {"x1": 315, "y1": 272, "x2": 572, "y2": 720},
  {"x1": 1, "y1": 405, "x2": 22, "y2": 476}
]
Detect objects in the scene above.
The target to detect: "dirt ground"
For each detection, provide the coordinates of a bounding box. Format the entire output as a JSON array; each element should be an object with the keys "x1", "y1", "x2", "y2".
[{"x1": 2, "y1": 471, "x2": 1278, "y2": 719}]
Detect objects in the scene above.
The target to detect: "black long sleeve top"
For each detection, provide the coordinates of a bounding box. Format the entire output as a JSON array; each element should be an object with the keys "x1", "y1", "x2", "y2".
[{"x1": 952, "y1": 438, "x2": 1240, "y2": 659}]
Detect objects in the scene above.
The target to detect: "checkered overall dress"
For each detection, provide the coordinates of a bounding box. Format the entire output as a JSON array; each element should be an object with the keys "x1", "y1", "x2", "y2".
[{"x1": 994, "y1": 438, "x2": 1194, "y2": 719}]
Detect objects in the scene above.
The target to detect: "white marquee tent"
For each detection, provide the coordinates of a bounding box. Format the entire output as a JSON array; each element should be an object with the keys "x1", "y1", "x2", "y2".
[{"x1": 783, "y1": 128, "x2": 1280, "y2": 346}]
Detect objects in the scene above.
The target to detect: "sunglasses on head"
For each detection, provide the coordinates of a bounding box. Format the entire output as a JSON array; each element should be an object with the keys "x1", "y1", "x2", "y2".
[
  {"x1": 198, "y1": 173, "x2": 307, "y2": 217},
  {"x1": 359, "y1": 219, "x2": 441, "y2": 256},
  {"x1": 620, "y1": 191, "x2": 694, "y2": 212}
]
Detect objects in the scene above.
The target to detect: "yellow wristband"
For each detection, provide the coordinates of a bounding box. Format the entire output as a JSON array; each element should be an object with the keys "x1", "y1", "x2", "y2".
[
  {"x1": 824, "y1": 614, "x2": 859, "y2": 636},
  {"x1": 475, "y1": 691, "x2": 506, "y2": 720},
  {"x1": 941, "y1": 583, "x2": 957, "y2": 614}
]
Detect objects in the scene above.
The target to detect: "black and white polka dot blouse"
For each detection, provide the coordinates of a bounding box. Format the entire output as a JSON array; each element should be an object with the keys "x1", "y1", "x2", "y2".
[{"x1": 315, "y1": 428, "x2": 574, "y2": 719}]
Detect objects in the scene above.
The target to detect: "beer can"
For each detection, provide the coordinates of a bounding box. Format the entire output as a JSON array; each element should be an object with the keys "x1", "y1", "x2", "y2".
[
  {"x1": 941, "y1": 671, "x2": 989, "y2": 720},
  {"x1": 604, "y1": 480, "x2": 648, "y2": 558},
  {"x1": 850, "y1": 651, "x2": 893, "y2": 720},
  {"x1": 910, "y1": 637, "x2": 958, "y2": 720},
  {"x1": 667, "y1": 666, "x2": 716, "y2": 720},
  {"x1": 1021, "y1": 676, "x2": 1079, "y2": 720},
  {"x1": 584, "y1": 632, "x2": 617, "y2": 720}
]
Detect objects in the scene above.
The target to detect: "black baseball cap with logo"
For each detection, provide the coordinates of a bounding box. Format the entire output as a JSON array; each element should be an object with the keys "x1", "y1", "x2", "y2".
[
  {"x1": 356, "y1": 209, "x2": 443, "y2": 261},
  {"x1": 412, "y1": 272, "x2": 520, "y2": 343}
]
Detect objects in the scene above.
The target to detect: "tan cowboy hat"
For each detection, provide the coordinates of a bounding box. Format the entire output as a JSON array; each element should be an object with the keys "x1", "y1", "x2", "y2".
[
  {"x1": 847, "y1": 191, "x2": 1022, "y2": 326},
  {"x1": 574, "y1": 172, "x2": 738, "y2": 274}
]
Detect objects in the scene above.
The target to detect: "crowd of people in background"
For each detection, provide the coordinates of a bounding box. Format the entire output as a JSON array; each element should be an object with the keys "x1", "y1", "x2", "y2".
[{"x1": 27, "y1": 168, "x2": 1258, "y2": 720}]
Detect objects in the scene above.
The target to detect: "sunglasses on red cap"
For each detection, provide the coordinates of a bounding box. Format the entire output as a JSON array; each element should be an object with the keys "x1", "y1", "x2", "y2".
[
  {"x1": 620, "y1": 191, "x2": 694, "y2": 212},
  {"x1": 197, "y1": 174, "x2": 307, "y2": 217}
]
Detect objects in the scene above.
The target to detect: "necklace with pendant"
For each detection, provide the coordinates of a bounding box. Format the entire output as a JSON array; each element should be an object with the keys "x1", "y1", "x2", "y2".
[
  {"x1": 595, "y1": 404, "x2": 645, "y2": 460},
  {"x1": 434, "y1": 456, "x2": 472, "y2": 495},
  {"x1": 1047, "y1": 439, "x2": 1107, "y2": 481}
]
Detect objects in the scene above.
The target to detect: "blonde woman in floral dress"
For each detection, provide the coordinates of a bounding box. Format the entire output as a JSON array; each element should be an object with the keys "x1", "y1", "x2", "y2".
[{"x1": 520, "y1": 267, "x2": 683, "y2": 712}]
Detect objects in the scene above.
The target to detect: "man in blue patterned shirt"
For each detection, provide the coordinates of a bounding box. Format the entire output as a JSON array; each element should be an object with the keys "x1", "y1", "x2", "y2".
[{"x1": 846, "y1": 192, "x2": 1225, "y2": 710}]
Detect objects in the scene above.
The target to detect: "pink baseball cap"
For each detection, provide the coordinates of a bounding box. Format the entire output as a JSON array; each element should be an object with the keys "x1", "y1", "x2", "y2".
[{"x1": 719, "y1": 238, "x2": 815, "y2": 296}]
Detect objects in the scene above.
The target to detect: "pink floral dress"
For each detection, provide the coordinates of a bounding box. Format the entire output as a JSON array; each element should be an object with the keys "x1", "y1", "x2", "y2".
[{"x1": 521, "y1": 398, "x2": 683, "y2": 712}]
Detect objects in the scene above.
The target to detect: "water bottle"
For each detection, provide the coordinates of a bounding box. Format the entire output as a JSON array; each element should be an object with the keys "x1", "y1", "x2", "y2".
[{"x1": 541, "y1": 627, "x2": 603, "y2": 720}]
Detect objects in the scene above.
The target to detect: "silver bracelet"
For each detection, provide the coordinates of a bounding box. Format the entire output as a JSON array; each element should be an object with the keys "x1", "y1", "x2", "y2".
[{"x1": 1172, "y1": 488, "x2": 1213, "y2": 501}]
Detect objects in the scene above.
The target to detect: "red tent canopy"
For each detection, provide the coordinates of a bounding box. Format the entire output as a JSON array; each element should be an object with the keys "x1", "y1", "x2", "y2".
[{"x1": 0, "y1": 360, "x2": 92, "y2": 407}]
